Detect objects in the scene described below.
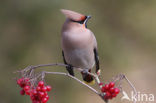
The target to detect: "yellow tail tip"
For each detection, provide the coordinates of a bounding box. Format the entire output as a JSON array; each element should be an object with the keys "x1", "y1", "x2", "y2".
[{"x1": 83, "y1": 80, "x2": 95, "y2": 85}]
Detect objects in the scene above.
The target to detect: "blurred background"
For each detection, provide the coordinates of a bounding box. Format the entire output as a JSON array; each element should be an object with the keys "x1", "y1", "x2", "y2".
[{"x1": 0, "y1": 0, "x2": 156, "y2": 103}]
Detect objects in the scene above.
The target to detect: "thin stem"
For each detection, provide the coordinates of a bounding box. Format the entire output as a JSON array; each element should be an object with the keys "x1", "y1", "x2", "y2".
[
  {"x1": 28, "y1": 63, "x2": 98, "y2": 78},
  {"x1": 44, "y1": 71, "x2": 100, "y2": 95},
  {"x1": 123, "y1": 75, "x2": 137, "y2": 103},
  {"x1": 32, "y1": 63, "x2": 68, "y2": 68}
]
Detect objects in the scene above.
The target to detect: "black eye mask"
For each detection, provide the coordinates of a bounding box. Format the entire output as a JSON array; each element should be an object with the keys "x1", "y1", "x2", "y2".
[
  {"x1": 70, "y1": 16, "x2": 89, "y2": 28},
  {"x1": 71, "y1": 18, "x2": 86, "y2": 24}
]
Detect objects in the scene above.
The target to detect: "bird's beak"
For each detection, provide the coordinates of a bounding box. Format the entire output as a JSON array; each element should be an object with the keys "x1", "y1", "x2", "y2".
[
  {"x1": 86, "y1": 15, "x2": 91, "y2": 20},
  {"x1": 84, "y1": 15, "x2": 91, "y2": 28}
]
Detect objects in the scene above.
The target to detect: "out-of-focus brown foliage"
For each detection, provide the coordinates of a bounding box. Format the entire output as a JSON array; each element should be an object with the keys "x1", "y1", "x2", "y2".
[{"x1": 0, "y1": 0, "x2": 156, "y2": 103}]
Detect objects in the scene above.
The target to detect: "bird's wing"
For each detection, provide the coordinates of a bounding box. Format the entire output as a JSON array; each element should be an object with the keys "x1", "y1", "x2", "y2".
[
  {"x1": 62, "y1": 51, "x2": 67, "y2": 64},
  {"x1": 94, "y1": 48, "x2": 100, "y2": 74},
  {"x1": 90, "y1": 31, "x2": 100, "y2": 75}
]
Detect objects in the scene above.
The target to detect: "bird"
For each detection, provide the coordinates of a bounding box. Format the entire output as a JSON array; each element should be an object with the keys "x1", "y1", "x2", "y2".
[{"x1": 61, "y1": 9, "x2": 100, "y2": 84}]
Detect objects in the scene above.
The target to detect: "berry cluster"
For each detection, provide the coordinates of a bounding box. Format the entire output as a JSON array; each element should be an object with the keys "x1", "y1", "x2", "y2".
[
  {"x1": 17, "y1": 77, "x2": 52, "y2": 103},
  {"x1": 17, "y1": 77, "x2": 30, "y2": 95},
  {"x1": 99, "y1": 82, "x2": 120, "y2": 100}
]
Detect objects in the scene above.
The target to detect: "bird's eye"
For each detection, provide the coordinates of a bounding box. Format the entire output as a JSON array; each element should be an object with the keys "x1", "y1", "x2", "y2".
[
  {"x1": 71, "y1": 16, "x2": 87, "y2": 24},
  {"x1": 77, "y1": 20, "x2": 85, "y2": 24}
]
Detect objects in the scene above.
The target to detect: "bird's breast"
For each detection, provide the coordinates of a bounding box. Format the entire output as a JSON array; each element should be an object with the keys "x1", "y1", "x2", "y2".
[
  {"x1": 63, "y1": 48, "x2": 95, "y2": 69},
  {"x1": 62, "y1": 29, "x2": 93, "y2": 50},
  {"x1": 61, "y1": 28, "x2": 95, "y2": 69}
]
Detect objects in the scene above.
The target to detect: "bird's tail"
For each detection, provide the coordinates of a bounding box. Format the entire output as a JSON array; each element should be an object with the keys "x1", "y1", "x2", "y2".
[{"x1": 81, "y1": 70, "x2": 95, "y2": 85}]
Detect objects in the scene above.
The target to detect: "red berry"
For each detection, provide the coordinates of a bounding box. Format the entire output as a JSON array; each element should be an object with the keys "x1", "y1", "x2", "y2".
[
  {"x1": 25, "y1": 78, "x2": 29, "y2": 82},
  {"x1": 114, "y1": 88, "x2": 120, "y2": 94},
  {"x1": 101, "y1": 86, "x2": 106, "y2": 92},
  {"x1": 39, "y1": 92, "x2": 45, "y2": 98},
  {"x1": 42, "y1": 86, "x2": 47, "y2": 92},
  {"x1": 44, "y1": 92, "x2": 47, "y2": 96},
  {"x1": 32, "y1": 90, "x2": 37, "y2": 95},
  {"x1": 112, "y1": 93, "x2": 117, "y2": 97},
  {"x1": 36, "y1": 86, "x2": 41, "y2": 91},
  {"x1": 99, "y1": 82, "x2": 103, "y2": 86},
  {"x1": 20, "y1": 83, "x2": 26, "y2": 88},
  {"x1": 45, "y1": 95, "x2": 49, "y2": 100},
  {"x1": 104, "y1": 84, "x2": 109, "y2": 90},
  {"x1": 17, "y1": 78, "x2": 26, "y2": 88},
  {"x1": 104, "y1": 92, "x2": 111, "y2": 100},
  {"x1": 25, "y1": 79, "x2": 30, "y2": 85},
  {"x1": 25, "y1": 91, "x2": 30, "y2": 95},
  {"x1": 109, "y1": 88, "x2": 115, "y2": 93},
  {"x1": 42, "y1": 97, "x2": 48, "y2": 103},
  {"x1": 17, "y1": 78, "x2": 22, "y2": 85},
  {"x1": 30, "y1": 95, "x2": 35, "y2": 100},
  {"x1": 20, "y1": 89, "x2": 25, "y2": 95},
  {"x1": 33, "y1": 100, "x2": 40, "y2": 103},
  {"x1": 38, "y1": 81, "x2": 44, "y2": 87},
  {"x1": 105, "y1": 92, "x2": 111, "y2": 97},
  {"x1": 109, "y1": 82, "x2": 115, "y2": 88},
  {"x1": 46, "y1": 85, "x2": 51, "y2": 91},
  {"x1": 24, "y1": 85, "x2": 30, "y2": 92}
]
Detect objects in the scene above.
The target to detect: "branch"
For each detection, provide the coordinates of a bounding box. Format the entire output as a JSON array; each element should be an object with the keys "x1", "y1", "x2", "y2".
[
  {"x1": 16, "y1": 63, "x2": 137, "y2": 103},
  {"x1": 43, "y1": 71, "x2": 100, "y2": 95},
  {"x1": 123, "y1": 74, "x2": 137, "y2": 103},
  {"x1": 22, "y1": 63, "x2": 97, "y2": 78}
]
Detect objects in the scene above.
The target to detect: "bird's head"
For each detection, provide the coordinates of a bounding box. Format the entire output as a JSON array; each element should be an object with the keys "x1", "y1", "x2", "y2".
[{"x1": 61, "y1": 9, "x2": 91, "y2": 28}]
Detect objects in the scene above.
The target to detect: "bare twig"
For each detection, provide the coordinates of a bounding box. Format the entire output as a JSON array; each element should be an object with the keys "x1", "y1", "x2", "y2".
[
  {"x1": 23, "y1": 63, "x2": 98, "y2": 78},
  {"x1": 123, "y1": 74, "x2": 137, "y2": 103},
  {"x1": 44, "y1": 71, "x2": 100, "y2": 95},
  {"x1": 15, "y1": 63, "x2": 136, "y2": 103}
]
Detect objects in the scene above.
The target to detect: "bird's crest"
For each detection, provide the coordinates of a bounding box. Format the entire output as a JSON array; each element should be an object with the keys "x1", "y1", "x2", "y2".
[{"x1": 61, "y1": 9, "x2": 86, "y2": 21}]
